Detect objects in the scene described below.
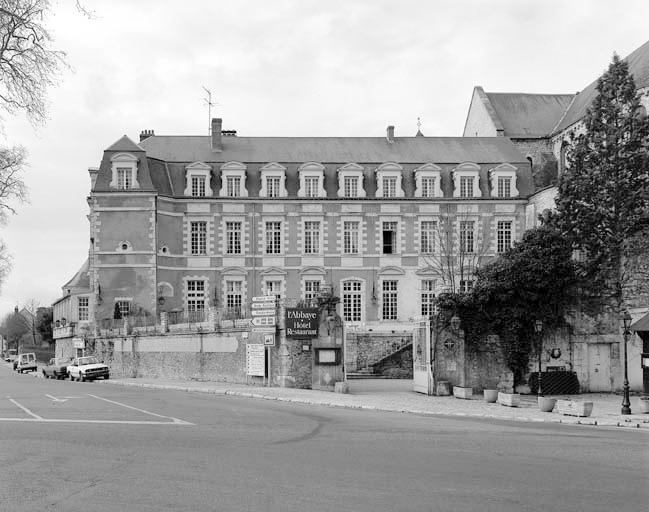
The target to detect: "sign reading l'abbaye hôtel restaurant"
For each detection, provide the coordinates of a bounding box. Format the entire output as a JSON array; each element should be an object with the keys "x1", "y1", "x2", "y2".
[{"x1": 285, "y1": 308, "x2": 318, "y2": 338}]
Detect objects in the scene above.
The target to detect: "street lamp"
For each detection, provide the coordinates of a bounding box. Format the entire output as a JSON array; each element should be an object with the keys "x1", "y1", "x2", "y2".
[
  {"x1": 534, "y1": 320, "x2": 544, "y2": 397},
  {"x1": 621, "y1": 311, "x2": 632, "y2": 415}
]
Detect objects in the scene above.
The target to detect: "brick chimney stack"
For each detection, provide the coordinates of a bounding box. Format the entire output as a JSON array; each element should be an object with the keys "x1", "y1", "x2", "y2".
[
  {"x1": 386, "y1": 125, "x2": 395, "y2": 143},
  {"x1": 139, "y1": 129, "x2": 155, "y2": 142},
  {"x1": 211, "y1": 118, "x2": 222, "y2": 152}
]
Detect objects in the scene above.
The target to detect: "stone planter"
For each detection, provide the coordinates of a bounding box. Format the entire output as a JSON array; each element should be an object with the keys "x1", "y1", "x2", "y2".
[
  {"x1": 498, "y1": 392, "x2": 521, "y2": 407},
  {"x1": 538, "y1": 396, "x2": 557, "y2": 413},
  {"x1": 483, "y1": 389, "x2": 499, "y2": 403},
  {"x1": 556, "y1": 399, "x2": 593, "y2": 417},
  {"x1": 638, "y1": 397, "x2": 649, "y2": 414},
  {"x1": 453, "y1": 386, "x2": 473, "y2": 399}
]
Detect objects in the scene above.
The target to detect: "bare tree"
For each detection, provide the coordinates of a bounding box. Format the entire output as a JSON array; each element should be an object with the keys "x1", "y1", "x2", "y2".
[
  {"x1": 0, "y1": 0, "x2": 67, "y2": 125},
  {"x1": 420, "y1": 204, "x2": 490, "y2": 294},
  {"x1": 0, "y1": 144, "x2": 27, "y2": 221},
  {"x1": 0, "y1": 240, "x2": 11, "y2": 293}
]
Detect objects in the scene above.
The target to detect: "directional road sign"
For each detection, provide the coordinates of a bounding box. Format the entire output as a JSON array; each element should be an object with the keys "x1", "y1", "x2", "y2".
[
  {"x1": 251, "y1": 309, "x2": 276, "y2": 317},
  {"x1": 264, "y1": 334, "x2": 275, "y2": 346},
  {"x1": 251, "y1": 326, "x2": 276, "y2": 333},
  {"x1": 251, "y1": 316, "x2": 276, "y2": 327},
  {"x1": 252, "y1": 302, "x2": 276, "y2": 309},
  {"x1": 251, "y1": 295, "x2": 277, "y2": 303}
]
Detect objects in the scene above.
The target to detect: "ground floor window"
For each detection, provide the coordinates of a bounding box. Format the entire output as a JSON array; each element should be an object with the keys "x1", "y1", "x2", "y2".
[
  {"x1": 342, "y1": 281, "x2": 362, "y2": 322},
  {"x1": 421, "y1": 280, "x2": 436, "y2": 317},
  {"x1": 382, "y1": 280, "x2": 398, "y2": 320},
  {"x1": 265, "y1": 280, "x2": 282, "y2": 302},
  {"x1": 225, "y1": 280, "x2": 242, "y2": 316},
  {"x1": 187, "y1": 280, "x2": 206, "y2": 318},
  {"x1": 115, "y1": 299, "x2": 131, "y2": 318},
  {"x1": 303, "y1": 280, "x2": 321, "y2": 306}
]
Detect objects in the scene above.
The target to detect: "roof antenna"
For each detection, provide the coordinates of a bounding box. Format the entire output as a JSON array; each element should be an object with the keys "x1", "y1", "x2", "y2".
[{"x1": 202, "y1": 87, "x2": 219, "y2": 135}]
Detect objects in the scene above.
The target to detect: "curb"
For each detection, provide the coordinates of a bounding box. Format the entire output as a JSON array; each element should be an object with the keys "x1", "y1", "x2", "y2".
[{"x1": 98, "y1": 379, "x2": 649, "y2": 431}]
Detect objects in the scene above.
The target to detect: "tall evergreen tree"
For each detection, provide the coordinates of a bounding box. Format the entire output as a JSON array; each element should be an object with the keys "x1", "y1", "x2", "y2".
[{"x1": 550, "y1": 54, "x2": 649, "y2": 309}]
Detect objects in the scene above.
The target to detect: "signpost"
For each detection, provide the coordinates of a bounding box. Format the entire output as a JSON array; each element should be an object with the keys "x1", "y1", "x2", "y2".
[
  {"x1": 251, "y1": 309, "x2": 276, "y2": 317},
  {"x1": 264, "y1": 333, "x2": 275, "y2": 346},
  {"x1": 285, "y1": 307, "x2": 319, "y2": 339},
  {"x1": 250, "y1": 295, "x2": 278, "y2": 386},
  {"x1": 246, "y1": 344, "x2": 265, "y2": 377}
]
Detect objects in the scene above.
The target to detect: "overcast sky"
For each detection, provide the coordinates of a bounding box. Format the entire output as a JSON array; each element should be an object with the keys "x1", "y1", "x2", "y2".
[{"x1": 1, "y1": 0, "x2": 648, "y2": 314}]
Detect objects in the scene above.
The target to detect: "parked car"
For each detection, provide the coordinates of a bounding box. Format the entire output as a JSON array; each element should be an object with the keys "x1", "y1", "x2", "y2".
[
  {"x1": 42, "y1": 357, "x2": 73, "y2": 379},
  {"x1": 15, "y1": 352, "x2": 37, "y2": 373},
  {"x1": 67, "y1": 356, "x2": 109, "y2": 382},
  {"x1": 4, "y1": 349, "x2": 17, "y2": 362}
]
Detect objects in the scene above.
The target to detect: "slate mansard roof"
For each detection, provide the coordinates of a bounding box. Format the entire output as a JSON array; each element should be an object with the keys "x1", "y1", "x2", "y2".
[{"x1": 92, "y1": 132, "x2": 534, "y2": 198}]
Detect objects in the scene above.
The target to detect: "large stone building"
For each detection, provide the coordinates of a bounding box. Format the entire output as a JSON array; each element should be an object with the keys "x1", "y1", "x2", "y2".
[{"x1": 78, "y1": 122, "x2": 532, "y2": 332}]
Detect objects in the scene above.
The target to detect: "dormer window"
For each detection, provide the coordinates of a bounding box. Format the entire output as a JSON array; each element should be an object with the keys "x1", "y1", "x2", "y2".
[
  {"x1": 375, "y1": 163, "x2": 404, "y2": 198},
  {"x1": 110, "y1": 153, "x2": 139, "y2": 190},
  {"x1": 220, "y1": 162, "x2": 248, "y2": 198},
  {"x1": 337, "y1": 163, "x2": 366, "y2": 198},
  {"x1": 184, "y1": 162, "x2": 213, "y2": 197},
  {"x1": 452, "y1": 162, "x2": 481, "y2": 199},
  {"x1": 488, "y1": 163, "x2": 519, "y2": 198},
  {"x1": 414, "y1": 163, "x2": 443, "y2": 198},
  {"x1": 298, "y1": 162, "x2": 326, "y2": 198},
  {"x1": 259, "y1": 163, "x2": 287, "y2": 198}
]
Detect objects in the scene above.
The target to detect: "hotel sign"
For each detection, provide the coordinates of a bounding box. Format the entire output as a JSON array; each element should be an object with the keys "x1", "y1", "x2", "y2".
[{"x1": 285, "y1": 307, "x2": 319, "y2": 339}]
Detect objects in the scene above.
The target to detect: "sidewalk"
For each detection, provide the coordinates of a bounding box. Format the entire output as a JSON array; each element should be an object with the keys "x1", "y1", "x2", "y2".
[{"x1": 97, "y1": 376, "x2": 649, "y2": 430}]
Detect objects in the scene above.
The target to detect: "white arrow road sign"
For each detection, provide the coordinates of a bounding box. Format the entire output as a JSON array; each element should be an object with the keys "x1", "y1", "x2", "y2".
[
  {"x1": 251, "y1": 316, "x2": 276, "y2": 327},
  {"x1": 46, "y1": 394, "x2": 79, "y2": 403},
  {"x1": 251, "y1": 309, "x2": 276, "y2": 317}
]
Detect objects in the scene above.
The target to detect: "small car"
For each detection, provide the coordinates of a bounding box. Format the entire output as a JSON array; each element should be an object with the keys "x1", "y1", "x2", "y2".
[
  {"x1": 15, "y1": 352, "x2": 37, "y2": 373},
  {"x1": 42, "y1": 357, "x2": 72, "y2": 379},
  {"x1": 67, "y1": 356, "x2": 110, "y2": 382},
  {"x1": 4, "y1": 349, "x2": 17, "y2": 362}
]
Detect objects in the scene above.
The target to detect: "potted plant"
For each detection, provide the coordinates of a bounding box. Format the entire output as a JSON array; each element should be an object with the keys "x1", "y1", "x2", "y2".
[
  {"x1": 483, "y1": 389, "x2": 498, "y2": 403},
  {"x1": 538, "y1": 396, "x2": 557, "y2": 413},
  {"x1": 638, "y1": 396, "x2": 649, "y2": 414}
]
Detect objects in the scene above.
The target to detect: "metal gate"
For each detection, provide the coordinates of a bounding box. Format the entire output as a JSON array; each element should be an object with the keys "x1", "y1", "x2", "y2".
[{"x1": 413, "y1": 319, "x2": 433, "y2": 395}]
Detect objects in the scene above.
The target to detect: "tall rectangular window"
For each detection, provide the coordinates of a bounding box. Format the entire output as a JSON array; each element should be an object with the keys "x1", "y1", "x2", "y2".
[
  {"x1": 304, "y1": 176, "x2": 319, "y2": 197},
  {"x1": 265, "y1": 221, "x2": 282, "y2": 254},
  {"x1": 343, "y1": 176, "x2": 358, "y2": 198},
  {"x1": 382, "y1": 280, "x2": 398, "y2": 320},
  {"x1": 117, "y1": 168, "x2": 131, "y2": 190},
  {"x1": 78, "y1": 297, "x2": 89, "y2": 321},
  {"x1": 497, "y1": 177, "x2": 511, "y2": 198},
  {"x1": 225, "y1": 280, "x2": 242, "y2": 315},
  {"x1": 460, "y1": 176, "x2": 473, "y2": 198},
  {"x1": 226, "y1": 176, "x2": 241, "y2": 197},
  {"x1": 343, "y1": 220, "x2": 360, "y2": 254},
  {"x1": 116, "y1": 300, "x2": 131, "y2": 317},
  {"x1": 497, "y1": 220, "x2": 512, "y2": 253},
  {"x1": 303, "y1": 221, "x2": 320, "y2": 254},
  {"x1": 460, "y1": 279, "x2": 474, "y2": 293},
  {"x1": 382, "y1": 176, "x2": 397, "y2": 198},
  {"x1": 190, "y1": 221, "x2": 207, "y2": 255},
  {"x1": 226, "y1": 221, "x2": 242, "y2": 254},
  {"x1": 191, "y1": 176, "x2": 206, "y2": 197},
  {"x1": 421, "y1": 177, "x2": 436, "y2": 198},
  {"x1": 420, "y1": 221, "x2": 436, "y2": 254},
  {"x1": 421, "y1": 280, "x2": 436, "y2": 317},
  {"x1": 304, "y1": 280, "x2": 321, "y2": 305},
  {"x1": 187, "y1": 280, "x2": 205, "y2": 314},
  {"x1": 459, "y1": 220, "x2": 474, "y2": 253},
  {"x1": 266, "y1": 176, "x2": 281, "y2": 198},
  {"x1": 342, "y1": 281, "x2": 362, "y2": 322},
  {"x1": 265, "y1": 280, "x2": 282, "y2": 301},
  {"x1": 382, "y1": 221, "x2": 398, "y2": 254}
]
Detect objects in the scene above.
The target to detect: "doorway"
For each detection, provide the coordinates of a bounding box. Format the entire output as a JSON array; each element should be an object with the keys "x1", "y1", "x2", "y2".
[{"x1": 588, "y1": 343, "x2": 611, "y2": 392}]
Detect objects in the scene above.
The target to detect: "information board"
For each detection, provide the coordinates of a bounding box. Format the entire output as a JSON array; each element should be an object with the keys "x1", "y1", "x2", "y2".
[
  {"x1": 246, "y1": 344, "x2": 265, "y2": 376},
  {"x1": 285, "y1": 307, "x2": 319, "y2": 339}
]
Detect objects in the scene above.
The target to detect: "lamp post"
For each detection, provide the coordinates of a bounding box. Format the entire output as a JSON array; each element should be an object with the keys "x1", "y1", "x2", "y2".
[
  {"x1": 534, "y1": 319, "x2": 544, "y2": 397},
  {"x1": 621, "y1": 311, "x2": 632, "y2": 415}
]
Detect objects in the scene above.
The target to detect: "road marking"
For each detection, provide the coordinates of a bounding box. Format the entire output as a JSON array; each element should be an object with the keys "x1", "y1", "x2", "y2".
[
  {"x1": 46, "y1": 394, "x2": 68, "y2": 403},
  {"x1": 86, "y1": 394, "x2": 192, "y2": 425},
  {"x1": 8, "y1": 398, "x2": 43, "y2": 420},
  {"x1": 0, "y1": 418, "x2": 193, "y2": 425}
]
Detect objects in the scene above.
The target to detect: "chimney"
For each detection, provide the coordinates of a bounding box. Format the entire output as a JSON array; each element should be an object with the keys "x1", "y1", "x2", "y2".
[
  {"x1": 139, "y1": 129, "x2": 155, "y2": 142},
  {"x1": 88, "y1": 167, "x2": 99, "y2": 190},
  {"x1": 386, "y1": 125, "x2": 395, "y2": 143},
  {"x1": 211, "y1": 118, "x2": 222, "y2": 152}
]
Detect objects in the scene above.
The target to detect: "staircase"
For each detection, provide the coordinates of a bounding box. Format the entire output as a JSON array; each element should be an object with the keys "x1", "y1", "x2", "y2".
[{"x1": 348, "y1": 340, "x2": 413, "y2": 379}]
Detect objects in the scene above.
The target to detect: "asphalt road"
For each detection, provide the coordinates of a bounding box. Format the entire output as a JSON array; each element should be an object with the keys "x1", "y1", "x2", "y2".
[{"x1": 1, "y1": 365, "x2": 647, "y2": 512}]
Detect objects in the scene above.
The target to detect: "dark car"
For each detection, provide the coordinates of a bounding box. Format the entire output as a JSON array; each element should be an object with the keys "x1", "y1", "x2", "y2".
[{"x1": 42, "y1": 357, "x2": 72, "y2": 379}]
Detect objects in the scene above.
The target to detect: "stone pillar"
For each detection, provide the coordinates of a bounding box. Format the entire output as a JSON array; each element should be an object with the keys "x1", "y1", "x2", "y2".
[{"x1": 160, "y1": 311, "x2": 168, "y2": 333}]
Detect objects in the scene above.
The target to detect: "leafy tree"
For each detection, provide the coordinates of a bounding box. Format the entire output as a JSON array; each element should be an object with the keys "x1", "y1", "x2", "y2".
[
  {"x1": 0, "y1": 308, "x2": 29, "y2": 350},
  {"x1": 438, "y1": 227, "x2": 578, "y2": 386},
  {"x1": 549, "y1": 54, "x2": 649, "y2": 311},
  {"x1": 35, "y1": 306, "x2": 52, "y2": 344}
]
